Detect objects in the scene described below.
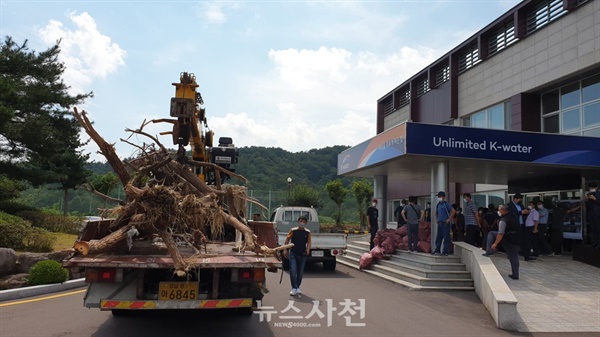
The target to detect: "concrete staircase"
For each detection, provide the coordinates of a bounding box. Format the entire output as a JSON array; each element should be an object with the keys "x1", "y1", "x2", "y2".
[{"x1": 337, "y1": 241, "x2": 475, "y2": 291}]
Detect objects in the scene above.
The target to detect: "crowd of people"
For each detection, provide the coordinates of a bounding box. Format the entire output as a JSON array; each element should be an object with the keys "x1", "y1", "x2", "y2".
[{"x1": 382, "y1": 184, "x2": 600, "y2": 281}]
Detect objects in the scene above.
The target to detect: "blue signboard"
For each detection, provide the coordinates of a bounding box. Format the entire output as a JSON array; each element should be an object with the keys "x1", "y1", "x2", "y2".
[
  {"x1": 406, "y1": 123, "x2": 600, "y2": 167},
  {"x1": 338, "y1": 121, "x2": 600, "y2": 175}
]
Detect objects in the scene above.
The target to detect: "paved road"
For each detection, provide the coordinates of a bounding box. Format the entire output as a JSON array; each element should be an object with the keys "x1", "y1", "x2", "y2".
[{"x1": 1, "y1": 263, "x2": 596, "y2": 337}]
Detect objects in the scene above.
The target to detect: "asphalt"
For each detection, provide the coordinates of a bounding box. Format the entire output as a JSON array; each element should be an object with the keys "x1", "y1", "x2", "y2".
[
  {"x1": 1, "y1": 251, "x2": 598, "y2": 334},
  {"x1": 486, "y1": 251, "x2": 600, "y2": 333}
]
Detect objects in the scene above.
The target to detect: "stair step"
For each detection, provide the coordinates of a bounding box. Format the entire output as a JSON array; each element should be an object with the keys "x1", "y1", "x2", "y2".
[
  {"x1": 339, "y1": 243, "x2": 475, "y2": 290},
  {"x1": 337, "y1": 258, "x2": 474, "y2": 291}
]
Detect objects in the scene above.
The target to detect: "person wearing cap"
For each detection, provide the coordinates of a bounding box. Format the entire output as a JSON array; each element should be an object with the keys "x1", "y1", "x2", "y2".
[
  {"x1": 367, "y1": 198, "x2": 379, "y2": 250},
  {"x1": 432, "y1": 191, "x2": 456, "y2": 256}
]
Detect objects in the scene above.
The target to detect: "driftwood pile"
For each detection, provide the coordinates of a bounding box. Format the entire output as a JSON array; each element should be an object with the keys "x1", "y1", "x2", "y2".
[{"x1": 71, "y1": 108, "x2": 290, "y2": 276}]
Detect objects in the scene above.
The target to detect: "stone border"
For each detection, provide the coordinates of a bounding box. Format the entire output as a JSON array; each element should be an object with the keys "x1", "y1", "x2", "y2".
[
  {"x1": 0, "y1": 278, "x2": 86, "y2": 302},
  {"x1": 453, "y1": 242, "x2": 518, "y2": 330}
]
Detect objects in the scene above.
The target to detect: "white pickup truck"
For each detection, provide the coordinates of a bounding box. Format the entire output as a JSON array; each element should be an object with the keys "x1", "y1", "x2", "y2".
[{"x1": 271, "y1": 206, "x2": 346, "y2": 271}]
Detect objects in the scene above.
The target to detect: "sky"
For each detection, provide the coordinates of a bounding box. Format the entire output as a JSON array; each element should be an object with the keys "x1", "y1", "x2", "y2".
[{"x1": 1, "y1": 0, "x2": 521, "y2": 162}]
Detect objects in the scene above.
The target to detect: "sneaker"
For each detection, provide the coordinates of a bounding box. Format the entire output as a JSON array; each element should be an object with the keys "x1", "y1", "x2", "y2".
[
  {"x1": 482, "y1": 252, "x2": 494, "y2": 257},
  {"x1": 296, "y1": 288, "x2": 302, "y2": 294},
  {"x1": 508, "y1": 274, "x2": 519, "y2": 280},
  {"x1": 431, "y1": 251, "x2": 440, "y2": 255},
  {"x1": 290, "y1": 288, "x2": 297, "y2": 296},
  {"x1": 546, "y1": 252, "x2": 555, "y2": 257},
  {"x1": 442, "y1": 253, "x2": 448, "y2": 256}
]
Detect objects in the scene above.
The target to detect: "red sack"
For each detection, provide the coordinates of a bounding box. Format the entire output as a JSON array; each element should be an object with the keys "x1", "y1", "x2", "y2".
[
  {"x1": 381, "y1": 237, "x2": 396, "y2": 254},
  {"x1": 359, "y1": 252, "x2": 374, "y2": 269},
  {"x1": 417, "y1": 241, "x2": 431, "y2": 253},
  {"x1": 370, "y1": 246, "x2": 384, "y2": 260},
  {"x1": 418, "y1": 222, "x2": 431, "y2": 242},
  {"x1": 395, "y1": 226, "x2": 407, "y2": 237}
]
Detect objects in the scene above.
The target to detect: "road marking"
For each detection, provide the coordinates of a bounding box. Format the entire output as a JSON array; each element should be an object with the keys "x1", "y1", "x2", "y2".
[{"x1": 0, "y1": 289, "x2": 86, "y2": 307}]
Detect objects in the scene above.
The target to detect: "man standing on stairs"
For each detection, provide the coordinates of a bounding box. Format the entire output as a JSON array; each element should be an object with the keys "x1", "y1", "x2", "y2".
[
  {"x1": 402, "y1": 196, "x2": 424, "y2": 252},
  {"x1": 432, "y1": 191, "x2": 456, "y2": 256},
  {"x1": 368, "y1": 199, "x2": 379, "y2": 250}
]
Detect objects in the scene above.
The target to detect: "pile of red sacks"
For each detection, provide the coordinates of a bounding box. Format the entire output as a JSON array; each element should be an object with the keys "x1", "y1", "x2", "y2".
[{"x1": 359, "y1": 222, "x2": 432, "y2": 269}]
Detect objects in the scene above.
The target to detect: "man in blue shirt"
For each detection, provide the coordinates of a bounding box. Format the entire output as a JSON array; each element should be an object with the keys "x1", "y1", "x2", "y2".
[
  {"x1": 432, "y1": 191, "x2": 456, "y2": 256},
  {"x1": 284, "y1": 216, "x2": 312, "y2": 296}
]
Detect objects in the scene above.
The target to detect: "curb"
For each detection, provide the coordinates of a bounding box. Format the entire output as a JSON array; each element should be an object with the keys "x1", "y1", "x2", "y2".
[{"x1": 0, "y1": 278, "x2": 86, "y2": 302}]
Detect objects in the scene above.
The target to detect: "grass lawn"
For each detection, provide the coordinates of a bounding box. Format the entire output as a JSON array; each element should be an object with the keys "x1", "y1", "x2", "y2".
[{"x1": 48, "y1": 232, "x2": 78, "y2": 251}]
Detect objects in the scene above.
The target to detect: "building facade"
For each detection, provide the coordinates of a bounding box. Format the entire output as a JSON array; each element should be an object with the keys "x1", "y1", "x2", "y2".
[{"x1": 339, "y1": 0, "x2": 600, "y2": 263}]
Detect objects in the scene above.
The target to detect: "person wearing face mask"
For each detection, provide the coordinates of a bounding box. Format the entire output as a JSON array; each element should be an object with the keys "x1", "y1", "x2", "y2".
[
  {"x1": 367, "y1": 199, "x2": 379, "y2": 250},
  {"x1": 522, "y1": 201, "x2": 539, "y2": 261},
  {"x1": 462, "y1": 193, "x2": 481, "y2": 247},
  {"x1": 284, "y1": 216, "x2": 311, "y2": 296},
  {"x1": 535, "y1": 201, "x2": 553, "y2": 256},
  {"x1": 394, "y1": 199, "x2": 408, "y2": 228},
  {"x1": 585, "y1": 182, "x2": 600, "y2": 249},
  {"x1": 432, "y1": 191, "x2": 456, "y2": 256},
  {"x1": 482, "y1": 205, "x2": 522, "y2": 280}
]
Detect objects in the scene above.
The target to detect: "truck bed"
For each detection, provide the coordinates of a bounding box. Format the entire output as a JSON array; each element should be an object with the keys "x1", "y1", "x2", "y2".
[
  {"x1": 63, "y1": 241, "x2": 281, "y2": 269},
  {"x1": 278, "y1": 232, "x2": 347, "y2": 249}
]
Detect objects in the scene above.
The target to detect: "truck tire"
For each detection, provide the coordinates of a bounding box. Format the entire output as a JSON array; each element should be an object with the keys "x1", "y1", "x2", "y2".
[
  {"x1": 282, "y1": 257, "x2": 290, "y2": 271},
  {"x1": 323, "y1": 259, "x2": 336, "y2": 271}
]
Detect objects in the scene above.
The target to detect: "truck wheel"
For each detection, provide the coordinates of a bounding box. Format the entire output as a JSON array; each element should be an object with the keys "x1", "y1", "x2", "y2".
[
  {"x1": 323, "y1": 259, "x2": 336, "y2": 271},
  {"x1": 282, "y1": 257, "x2": 290, "y2": 271}
]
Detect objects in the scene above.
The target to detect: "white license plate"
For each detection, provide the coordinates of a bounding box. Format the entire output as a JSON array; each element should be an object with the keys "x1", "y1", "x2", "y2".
[{"x1": 311, "y1": 250, "x2": 324, "y2": 257}]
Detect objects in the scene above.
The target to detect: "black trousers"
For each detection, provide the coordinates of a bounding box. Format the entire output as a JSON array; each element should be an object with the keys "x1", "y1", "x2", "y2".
[
  {"x1": 502, "y1": 241, "x2": 520, "y2": 278},
  {"x1": 535, "y1": 224, "x2": 553, "y2": 255},
  {"x1": 522, "y1": 226, "x2": 537, "y2": 258},
  {"x1": 370, "y1": 226, "x2": 378, "y2": 250},
  {"x1": 590, "y1": 214, "x2": 600, "y2": 248},
  {"x1": 465, "y1": 225, "x2": 479, "y2": 246}
]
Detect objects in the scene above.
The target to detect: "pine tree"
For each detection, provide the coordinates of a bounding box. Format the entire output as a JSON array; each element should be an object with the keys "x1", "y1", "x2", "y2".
[{"x1": 0, "y1": 37, "x2": 92, "y2": 209}]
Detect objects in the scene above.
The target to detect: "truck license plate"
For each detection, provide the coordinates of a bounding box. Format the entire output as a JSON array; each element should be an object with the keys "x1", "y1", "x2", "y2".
[
  {"x1": 311, "y1": 250, "x2": 324, "y2": 257},
  {"x1": 159, "y1": 282, "x2": 199, "y2": 301}
]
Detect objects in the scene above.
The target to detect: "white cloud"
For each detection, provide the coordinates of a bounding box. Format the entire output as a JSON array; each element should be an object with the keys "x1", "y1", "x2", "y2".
[
  {"x1": 198, "y1": 1, "x2": 243, "y2": 24},
  {"x1": 268, "y1": 47, "x2": 352, "y2": 90},
  {"x1": 38, "y1": 12, "x2": 126, "y2": 94}
]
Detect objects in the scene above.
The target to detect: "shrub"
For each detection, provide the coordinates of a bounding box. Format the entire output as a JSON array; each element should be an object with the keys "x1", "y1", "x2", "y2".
[
  {"x1": 16, "y1": 210, "x2": 82, "y2": 234},
  {"x1": 23, "y1": 227, "x2": 56, "y2": 252},
  {"x1": 0, "y1": 212, "x2": 32, "y2": 249},
  {"x1": 27, "y1": 260, "x2": 69, "y2": 286}
]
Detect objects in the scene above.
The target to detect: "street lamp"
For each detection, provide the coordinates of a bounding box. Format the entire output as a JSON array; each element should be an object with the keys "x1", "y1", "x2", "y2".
[{"x1": 287, "y1": 177, "x2": 292, "y2": 197}]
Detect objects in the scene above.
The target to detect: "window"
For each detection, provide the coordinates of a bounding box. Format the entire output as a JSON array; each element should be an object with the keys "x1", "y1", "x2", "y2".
[
  {"x1": 489, "y1": 20, "x2": 517, "y2": 56},
  {"x1": 526, "y1": 0, "x2": 566, "y2": 35},
  {"x1": 462, "y1": 102, "x2": 510, "y2": 130},
  {"x1": 542, "y1": 74, "x2": 600, "y2": 137},
  {"x1": 416, "y1": 76, "x2": 430, "y2": 97},
  {"x1": 458, "y1": 41, "x2": 480, "y2": 74},
  {"x1": 435, "y1": 64, "x2": 450, "y2": 86},
  {"x1": 381, "y1": 96, "x2": 394, "y2": 117}
]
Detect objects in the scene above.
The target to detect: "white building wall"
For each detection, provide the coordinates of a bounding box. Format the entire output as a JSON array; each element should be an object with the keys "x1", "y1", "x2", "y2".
[{"x1": 458, "y1": 1, "x2": 600, "y2": 117}]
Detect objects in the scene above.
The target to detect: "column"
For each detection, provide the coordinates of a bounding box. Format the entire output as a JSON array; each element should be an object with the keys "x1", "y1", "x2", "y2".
[
  {"x1": 374, "y1": 175, "x2": 388, "y2": 230},
  {"x1": 431, "y1": 162, "x2": 449, "y2": 245}
]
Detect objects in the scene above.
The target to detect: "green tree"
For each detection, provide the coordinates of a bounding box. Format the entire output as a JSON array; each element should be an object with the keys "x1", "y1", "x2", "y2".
[
  {"x1": 0, "y1": 37, "x2": 92, "y2": 192},
  {"x1": 288, "y1": 184, "x2": 322, "y2": 209},
  {"x1": 351, "y1": 179, "x2": 373, "y2": 230},
  {"x1": 325, "y1": 179, "x2": 347, "y2": 227}
]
